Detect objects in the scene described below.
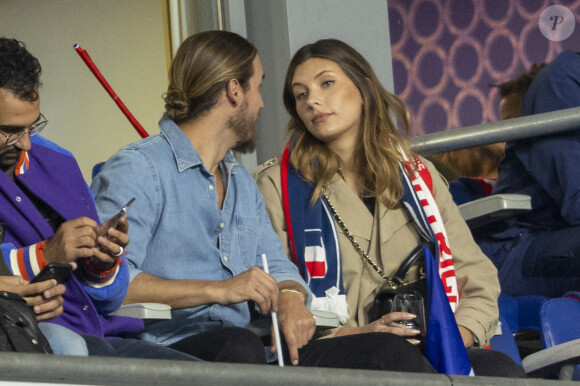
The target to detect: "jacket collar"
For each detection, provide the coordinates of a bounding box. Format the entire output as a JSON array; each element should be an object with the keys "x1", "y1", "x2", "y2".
[{"x1": 159, "y1": 115, "x2": 239, "y2": 175}]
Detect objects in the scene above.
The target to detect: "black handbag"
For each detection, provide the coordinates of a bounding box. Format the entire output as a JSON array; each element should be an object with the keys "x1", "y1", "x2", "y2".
[
  {"x1": 367, "y1": 244, "x2": 429, "y2": 323},
  {"x1": 0, "y1": 224, "x2": 53, "y2": 353},
  {"x1": 0, "y1": 291, "x2": 53, "y2": 353}
]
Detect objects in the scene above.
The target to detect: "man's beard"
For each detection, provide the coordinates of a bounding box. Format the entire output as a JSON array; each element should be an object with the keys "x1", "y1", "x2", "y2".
[
  {"x1": 0, "y1": 147, "x2": 19, "y2": 173},
  {"x1": 228, "y1": 100, "x2": 257, "y2": 154}
]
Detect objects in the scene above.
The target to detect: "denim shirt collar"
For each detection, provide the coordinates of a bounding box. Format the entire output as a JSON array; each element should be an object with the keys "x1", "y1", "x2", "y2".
[{"x1": 159, "y1": 115, "x2": 239, "y2": 175}]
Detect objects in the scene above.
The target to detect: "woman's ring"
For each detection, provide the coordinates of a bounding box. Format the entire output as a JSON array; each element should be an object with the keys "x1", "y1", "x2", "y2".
[{"x1": 112, "y1": 246, "x2": 124, "y2": 257}]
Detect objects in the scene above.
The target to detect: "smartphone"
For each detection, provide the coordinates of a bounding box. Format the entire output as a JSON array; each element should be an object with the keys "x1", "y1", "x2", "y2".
[
  {"x1": 30, "y1": 263, "x2": 72, "y2": 284},
  {"x1": 104, "y1": 197, "x2": 136, "y2": 236},
  {"x1": 97, "y1": 197, "x2": 135, "y2": 252}
]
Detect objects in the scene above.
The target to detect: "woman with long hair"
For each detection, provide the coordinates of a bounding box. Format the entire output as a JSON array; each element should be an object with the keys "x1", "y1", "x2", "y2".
[{"x1": 255, "y1": 39, "x2": 524, "y2": 376}]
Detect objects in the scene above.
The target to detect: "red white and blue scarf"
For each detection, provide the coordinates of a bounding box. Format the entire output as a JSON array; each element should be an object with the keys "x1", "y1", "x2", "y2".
[{"x1": 281, "y1": 143, "x2": 472, "y2": 375}]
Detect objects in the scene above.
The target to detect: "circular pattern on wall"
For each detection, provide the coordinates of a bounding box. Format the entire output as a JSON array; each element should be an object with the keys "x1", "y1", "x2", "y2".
[
  {"x1": 392, "y1": 53, "x2": 413, "y2": 100},
  {"x1": 408, "y1": 0, "x2": 445, "y2": 44},
  {"x1": 517, "y1": 20, "x2": 560, "y2": 68},
  {"x1": 448, "y1": 36, "x2": 483, "y2": 88},
  {"x1": 444, "y1": 0, "x2": 481, "y2": 35},
  {"x1": 388, "y1": 3, "x2": 409, "y2": 51},
  {"x1": 452, "y1": 88, "x2": 486, "y2": 128},
  {"x1": 514, "y1": 0, "x2": 551, "y2": 19},
  {"x1": 483, "y1": 28, "x2": 519, "y2": 80},
  {"x1": 480, "y1": 0, "x2": 514, "y2": 28},
  {"x1": 388, "y1": 0, "x2": 575, "y2": 135},
  {"x1": 411, "y1": 45, "x2": 448, "y2": 95},
  {"x1": 485, "y1": 87, "x2": 500, "y2": 123},
  {"x1": 418, "y1": 97, "x2": 451, "y2": 134}
]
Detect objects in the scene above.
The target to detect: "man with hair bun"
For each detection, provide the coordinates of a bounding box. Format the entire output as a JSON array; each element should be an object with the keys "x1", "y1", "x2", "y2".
[{"x1": 92, "y1": 30, "x2": 314, "y2": 365}]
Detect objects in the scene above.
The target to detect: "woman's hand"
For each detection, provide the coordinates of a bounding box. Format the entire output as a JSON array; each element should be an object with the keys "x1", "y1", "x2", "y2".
[
  {"x1": 0, "y1": 276, "x2": 66, "y2": 321},
  {"x1": 336, "y1": 312, "x2": 423, "y2": 345},
  {"x1": 458, "y1": 325, "x2": 475, "y2": 348}
]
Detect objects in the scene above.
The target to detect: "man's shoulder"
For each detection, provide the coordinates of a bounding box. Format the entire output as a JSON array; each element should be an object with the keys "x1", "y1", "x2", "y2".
[
  {"x1": 30, "y1": 136, "x2": 74, "y2": 158},
  {"x1": 122, "y1": 134, "x2": 166, "y2": 153},
  {"x1": 106, "y1": 135, "x2": 171, "y2": 167},
  {"x1": 252, "y1": 157, "x2": 281, "y2": 180}
]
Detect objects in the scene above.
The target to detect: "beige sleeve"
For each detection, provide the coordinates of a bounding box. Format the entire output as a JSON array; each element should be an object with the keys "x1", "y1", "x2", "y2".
[
  {"x1": 425, "y1": 158, "x2": 500, "y2": 347},
  {"x1": 254, "y1": 165, "x2": 291, "y2": 258}
]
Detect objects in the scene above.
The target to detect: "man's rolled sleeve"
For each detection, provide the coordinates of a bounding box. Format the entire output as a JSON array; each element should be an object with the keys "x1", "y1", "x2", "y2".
[{"x1": 82, "y1": 260, "x2": 131, "y2": 315}]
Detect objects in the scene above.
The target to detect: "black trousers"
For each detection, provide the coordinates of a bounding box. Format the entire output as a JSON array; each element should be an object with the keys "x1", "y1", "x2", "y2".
[
  {"x1": 297, "y1": 333, "x2": 435, "y2": 372},
  {"x1": 168, "y1": 326, "x2": 266, "y2": 364},
  {"x1": 295, "y1": 332, "x2": 525, "y2": 377}
]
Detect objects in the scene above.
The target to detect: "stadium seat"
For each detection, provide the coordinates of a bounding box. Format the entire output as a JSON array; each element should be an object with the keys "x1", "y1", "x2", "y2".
[
  {"x1": 522, "y1": 292, "x2": 580, "y2": 380},
  {"x1": 489, "y1": 312, "x2": 522, "y2": 366},
  {"x1": 111, "y1": 303, "x2": 172, "y2": 319},
  {"x1": 92, "y1": 161, "x2": 105, "y2": 179}
]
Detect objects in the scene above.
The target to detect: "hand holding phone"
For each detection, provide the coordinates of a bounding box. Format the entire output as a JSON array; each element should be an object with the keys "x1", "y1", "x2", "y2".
[
  {"x1": 96, "y1": 198, "x2": 135, "y2": 260},
  {"x1": 102, "y1": 197, "x2": 135, "y2": 240},
  {"x1": 30, "y1": 263, "x2": 73, "y2": 284}
]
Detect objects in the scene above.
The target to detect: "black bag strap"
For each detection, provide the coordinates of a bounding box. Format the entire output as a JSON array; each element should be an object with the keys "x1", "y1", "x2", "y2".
[{"x1": 0, "y1": 224, "x2": 12, "y2": 276}]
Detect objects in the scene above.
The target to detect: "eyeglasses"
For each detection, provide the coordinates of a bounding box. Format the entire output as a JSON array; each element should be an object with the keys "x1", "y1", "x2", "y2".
[{"x1": 0, "y1": 113, "x2": 47, "y2": 146}]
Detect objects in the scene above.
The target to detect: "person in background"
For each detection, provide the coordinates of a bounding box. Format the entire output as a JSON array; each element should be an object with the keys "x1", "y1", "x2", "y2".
[
  {"x1": 0, "y1": 37, "x2": 198, "y2": 361},
  {"x1": 91, "y1": 30, "x2": 314, "y2": 366},
  {"x1": 430, "y1": 63, "x2": 546, "y2": 206},
  {"x1": 254, "y1": 38, "x2": 524, "y2": 376},
  {"x1": 478, "y1": 51, "x2": 580, "y2": 297}
]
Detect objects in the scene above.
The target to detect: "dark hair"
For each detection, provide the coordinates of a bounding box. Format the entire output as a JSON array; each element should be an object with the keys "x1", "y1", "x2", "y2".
[
  {"x1": 283, "y1": 39, "x2": 411, "y2": 208},
  {"x1": 0, "y1": 38, "x2": 42, "y2": 101},
  {"x1": 164, "y1": 30, "x2": 257, "y2": 123},
  {"x1": 491, "y1": 63, "x2": 546, "y2": 98}
]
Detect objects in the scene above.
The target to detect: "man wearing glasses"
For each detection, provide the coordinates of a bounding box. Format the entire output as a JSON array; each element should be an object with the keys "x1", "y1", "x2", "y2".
[
  {"x1": 0, "y1": 114, "x2": 46, "y2": 170},
  {"x1": 0, "y1": 38, "x2": 198, "y2": 361}
]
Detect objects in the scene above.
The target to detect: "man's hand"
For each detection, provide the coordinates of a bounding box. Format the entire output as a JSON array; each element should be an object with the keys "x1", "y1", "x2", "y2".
[
  {"x1": 44, "y1": 217, "x2": 99, "y2": 264},
  {"x1": 275, "y1": 282, "x2": 316, "y2": 365},
  {"x1": 214, "y1": 266, "x2": 279, "y2": 313},
  {"x1": 0, "y1": 276, "x2": 66, "y2": 321},
  {"x1": 90, "y1": 215, "x2": 130, "y2": 270}
]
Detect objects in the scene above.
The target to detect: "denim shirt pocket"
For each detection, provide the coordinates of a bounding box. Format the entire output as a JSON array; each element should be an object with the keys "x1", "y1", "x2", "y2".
[{"x1": 235, "y1": 215, "x2": 259, "y2": 266}]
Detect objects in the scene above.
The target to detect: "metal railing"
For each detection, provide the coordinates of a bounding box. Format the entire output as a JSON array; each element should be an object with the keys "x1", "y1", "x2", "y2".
[
  {"x1": 408, "y1": 106, "x2": 580, "y2": 156},
  {"x1": 0, "y1": 352, "x2": 570, "y2": 386}
]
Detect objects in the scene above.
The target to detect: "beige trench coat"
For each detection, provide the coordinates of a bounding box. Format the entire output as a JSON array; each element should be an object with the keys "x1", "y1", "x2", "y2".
[{"x1": 254, "y1": 157, "x2": 500, "y2": 347}]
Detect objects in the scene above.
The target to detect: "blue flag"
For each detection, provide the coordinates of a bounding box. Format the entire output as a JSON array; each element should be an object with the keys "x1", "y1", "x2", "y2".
[{"x1": 423, "y1": 245, "x2": 473, "y2": 375}]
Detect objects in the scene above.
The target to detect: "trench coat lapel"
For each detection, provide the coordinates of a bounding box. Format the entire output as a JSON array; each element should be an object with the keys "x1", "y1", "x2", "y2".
[
  {"x1": 377, "y1": 201, "x2": 412, "y2": 246},
  {"x1": 327, "y1": 176, "x2": 373, "y2": 244}
]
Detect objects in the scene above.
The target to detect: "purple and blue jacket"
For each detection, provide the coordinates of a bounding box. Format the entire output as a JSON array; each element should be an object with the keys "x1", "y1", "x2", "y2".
[{"x1": 0, "y1": 136, "x2": 143, "y2": 338}]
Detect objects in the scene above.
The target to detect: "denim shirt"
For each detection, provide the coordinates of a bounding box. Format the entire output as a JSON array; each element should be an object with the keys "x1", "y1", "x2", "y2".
[{"x1": 91, "y1": 115, "x2": 310, "y2": 345}]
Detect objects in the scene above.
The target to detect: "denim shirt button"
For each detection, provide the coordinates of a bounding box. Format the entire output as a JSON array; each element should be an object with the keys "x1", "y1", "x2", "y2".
[
  {"x1": 223, "y1": 255, "x2": 228, "y2": 261},
  {"x1": 209, "y1": 184, "x2": 214, "y2": 191},
  {"x1": 219, "y1": 223, "x2": 225, "y2": 229}
]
